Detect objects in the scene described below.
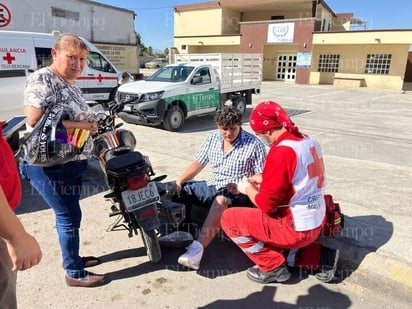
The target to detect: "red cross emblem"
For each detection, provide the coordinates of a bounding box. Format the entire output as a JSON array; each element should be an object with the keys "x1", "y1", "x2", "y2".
[
  {"x1": 3, "y1": 52, "x2": 15, "y2": 64},
  {"x1": 307, "y1": 146, "x2": 325, "y2": 188},
  {"x1": 97, "y1": 74, "x2": 103, "y2": 82}
]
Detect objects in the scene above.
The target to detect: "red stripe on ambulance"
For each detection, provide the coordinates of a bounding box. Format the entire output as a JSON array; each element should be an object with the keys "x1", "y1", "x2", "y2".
[{"x1": 77, "y1": 74, "x2": 118, "y2": 82}]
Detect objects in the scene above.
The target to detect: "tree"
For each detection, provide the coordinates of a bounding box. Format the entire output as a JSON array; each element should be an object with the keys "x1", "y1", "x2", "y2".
[
  {"x1": 136, "y1": 32, "x2": 166, "y2": 58},
  {"x1": 136, "y1": 32, "x2": 150, "y2": 56}
]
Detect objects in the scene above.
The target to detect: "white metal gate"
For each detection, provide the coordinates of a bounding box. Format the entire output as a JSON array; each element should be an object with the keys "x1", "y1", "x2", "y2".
[{"x1": 276, "y1": 53, "x2": 297, "y2": 81}]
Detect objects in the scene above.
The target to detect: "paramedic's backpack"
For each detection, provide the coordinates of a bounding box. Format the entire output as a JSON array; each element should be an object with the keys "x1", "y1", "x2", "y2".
[{"x1": 321, "y1": 194, "x2": 344, "y2": 236}]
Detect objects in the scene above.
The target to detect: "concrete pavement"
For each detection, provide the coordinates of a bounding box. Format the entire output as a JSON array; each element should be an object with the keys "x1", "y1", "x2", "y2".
[{"x1": 14, "y1": 81, "x2": 412, "y2": 308}]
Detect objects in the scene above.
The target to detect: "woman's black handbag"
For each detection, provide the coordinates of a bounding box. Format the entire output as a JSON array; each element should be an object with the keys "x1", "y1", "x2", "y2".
[{"x1": 19, "y1": 104, "x2": 89, "y2": 166}]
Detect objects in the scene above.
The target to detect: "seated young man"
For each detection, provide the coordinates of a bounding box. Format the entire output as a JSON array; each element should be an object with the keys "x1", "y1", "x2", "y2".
[{"x1": 174, "y1": 106, "x2": 267, "y2": 270}]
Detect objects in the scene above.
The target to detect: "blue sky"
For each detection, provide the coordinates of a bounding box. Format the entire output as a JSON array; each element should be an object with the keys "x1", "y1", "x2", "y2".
[{"x1": 98, "y1": 0, "x2": 412, "y2": 51}]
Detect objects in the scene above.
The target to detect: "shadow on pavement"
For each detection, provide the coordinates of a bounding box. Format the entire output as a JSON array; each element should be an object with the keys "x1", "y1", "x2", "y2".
[
  {"x1": 100, "y1": 235, "x2": 319, "y2": 284},
  {"x1": 101, "y1": 249, "x2": 353, "y2": 307},
  {"x1": 94, "y1": 213, "x2": 392, "y2": 289},
  {"x1": 101, "y1": 245, "x2": 195, "y2": 283},
  {"x1": 100, "y1": 240, "x2": 351, "y2": 309},
  {"x1": 101, "y1": 238, "x2": 251, "y2": 283},
  {"x1": 97, "y1": 212, "x2": 393, "y2": 288},
  {"x1": 321, "y1": 214, "x2": 393, "y2": 282},
  {"x1": 198, "y1": 285, "x2": 351, "y2": 309},
  {"x1": 15, "y1": 178, "x2": 50, "y2": 214},
  {"x1": 195, "y1": 237, "x2": 254, "y2": 279},
  {"x1": 99, "y1": 247, "x2": 147, "y2": 263},
  {"x1": 80, "y1": 158, "x2": 109, "y2": 198}
]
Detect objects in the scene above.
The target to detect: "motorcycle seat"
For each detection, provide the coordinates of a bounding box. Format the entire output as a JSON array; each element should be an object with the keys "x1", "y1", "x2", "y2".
[
  {"x1": 106, "y1": 151, "x2": 148, "y2": 175},
  {"x1": 104, "y1": 146, "x2": 131, "y2": 162}
]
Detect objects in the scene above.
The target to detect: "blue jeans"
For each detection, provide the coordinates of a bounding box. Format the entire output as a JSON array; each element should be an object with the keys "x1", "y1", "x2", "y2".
[
  {"x1": 20, "y1": 160, "x2": 88, "y2": 278},
  {"x1": 181, "y1": 181, "x2": 254, "y2": 207},
  {"x1": 181, "y1": 181, "x2": 218, "y2": 206},
  {"x1": 176, "y1": 181, "x2": 253, "y2": 222}
]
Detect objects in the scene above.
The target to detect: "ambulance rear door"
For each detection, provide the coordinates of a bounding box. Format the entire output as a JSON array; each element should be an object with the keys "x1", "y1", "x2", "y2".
[{"x1": 80, "y1": 50, "x2": 120, "y2": 102}]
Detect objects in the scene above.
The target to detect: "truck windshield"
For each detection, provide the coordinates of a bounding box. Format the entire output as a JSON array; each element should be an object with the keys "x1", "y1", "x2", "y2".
[{"x1": 147, "y1": 66, "x2": 194, "y2": 82}]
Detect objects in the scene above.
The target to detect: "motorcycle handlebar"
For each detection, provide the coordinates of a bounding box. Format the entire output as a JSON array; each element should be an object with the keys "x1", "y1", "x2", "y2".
[
  {"x1": 107, "y1": 97, "x2": 137, "y2": 115},
  {"x1": 94, "y1": 97, "x2": 138, "y2": 134}
]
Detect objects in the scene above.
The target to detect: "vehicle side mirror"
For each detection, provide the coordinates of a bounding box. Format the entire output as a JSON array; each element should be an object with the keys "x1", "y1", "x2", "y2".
[{"x1": 191, "y1": 76, "x2": 202, "y2": 85}]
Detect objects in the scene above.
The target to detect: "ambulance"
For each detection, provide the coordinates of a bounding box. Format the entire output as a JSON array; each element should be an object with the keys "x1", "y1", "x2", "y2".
[{"x1": 0, "y1": 30, "x2": 121, "y2": 118}]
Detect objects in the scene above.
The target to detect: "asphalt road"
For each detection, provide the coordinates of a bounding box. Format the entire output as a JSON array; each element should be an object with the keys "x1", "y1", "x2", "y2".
[{"x1": 14, "y1": 81, "x2": 412, "y2": 308}]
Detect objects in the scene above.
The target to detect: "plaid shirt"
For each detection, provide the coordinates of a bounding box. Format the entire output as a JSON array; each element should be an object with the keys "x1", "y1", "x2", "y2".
[{"x1": 195, "y1": 128, "x2": 266, "y2": 189}]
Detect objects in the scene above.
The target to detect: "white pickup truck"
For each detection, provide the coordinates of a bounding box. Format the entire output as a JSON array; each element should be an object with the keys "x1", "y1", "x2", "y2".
[{"x1": 116, "y1": 53, "x2": 262, "y2": 131}]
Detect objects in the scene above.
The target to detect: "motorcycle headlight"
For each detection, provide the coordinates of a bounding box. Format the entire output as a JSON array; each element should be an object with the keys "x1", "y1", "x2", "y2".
[{"x1": 140, "y1": 91, "x2": 164, "y2": 102}]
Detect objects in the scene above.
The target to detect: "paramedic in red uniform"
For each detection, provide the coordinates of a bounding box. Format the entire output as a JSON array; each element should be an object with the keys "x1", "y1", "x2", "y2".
[
  {"x1": 1, "y1": 123, "x2": 42, "y2": 308},
  {"x1": 220, "y1": 101, "x2": 326, "y2": 284}
]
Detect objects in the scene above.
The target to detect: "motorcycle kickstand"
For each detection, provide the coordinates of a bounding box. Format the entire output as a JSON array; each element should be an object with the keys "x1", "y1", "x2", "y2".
[{"x1": 106, "y1": 214, "x2": 128, "y2": 232}]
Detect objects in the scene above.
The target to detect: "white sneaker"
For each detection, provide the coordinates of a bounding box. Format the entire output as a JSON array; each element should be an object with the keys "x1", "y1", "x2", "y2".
[{"x1": 177, "y1": 240, "x2": 204, "y2": 270}]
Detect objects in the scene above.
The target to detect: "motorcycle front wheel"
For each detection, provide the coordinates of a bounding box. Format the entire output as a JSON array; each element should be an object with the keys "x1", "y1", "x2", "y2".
[{"x1": 140, "y1": 228, "x2": 162, "y2": 263}]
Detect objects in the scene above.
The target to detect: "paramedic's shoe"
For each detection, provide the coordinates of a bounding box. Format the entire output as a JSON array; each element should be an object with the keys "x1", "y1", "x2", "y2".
[
  {"x1": 315, "y1": 246, "x2": 340, "y2": 283},
  {"x1": 247, "y1": 264, "x2": 291, "y2": 284},
  {"x1": 177, "y1": 240, "x2": 204, "y2": 270}
]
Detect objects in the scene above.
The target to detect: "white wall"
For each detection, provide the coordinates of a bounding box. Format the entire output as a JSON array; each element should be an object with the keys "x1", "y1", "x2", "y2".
[{"x1": 0, "y1": 0, "x2": 135, "y2": 45}]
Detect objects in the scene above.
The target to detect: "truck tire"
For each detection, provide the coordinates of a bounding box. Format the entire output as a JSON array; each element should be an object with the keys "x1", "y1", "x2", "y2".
[
  {"x1": 163, "y1": 106, "x2": 184, "y2": 131},
  {"x1": 140, "y1": 228, "x2": 162, "y2": 263},
  {"x1": 232, "y1": 97, "x2": 247, "y2": 114}
]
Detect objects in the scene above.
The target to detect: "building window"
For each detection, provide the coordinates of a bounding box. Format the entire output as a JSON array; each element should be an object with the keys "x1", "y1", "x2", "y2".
[
  {"x1": 321, "y1": 19, "x2": 327, "y2": 31},
  {"x1": 51, "y1": 7, "x2": 79, "y2": 21},
  {"x1": 365, "y1": 54, "x2": 391, "y2": 74},
  {"x1": 318, "y1": 54, "x2": 340, "y2": 72}
]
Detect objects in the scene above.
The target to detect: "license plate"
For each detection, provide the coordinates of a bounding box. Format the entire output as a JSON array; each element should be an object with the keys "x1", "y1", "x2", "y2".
[{"x1": 121, "y1": 182, "x2": 160, "y2": 212}]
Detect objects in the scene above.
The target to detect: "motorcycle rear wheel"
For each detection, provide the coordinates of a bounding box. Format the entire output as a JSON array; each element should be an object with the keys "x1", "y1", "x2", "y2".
[{"x1": 140, "y1": 228, "x2": 162, "y2": 263}]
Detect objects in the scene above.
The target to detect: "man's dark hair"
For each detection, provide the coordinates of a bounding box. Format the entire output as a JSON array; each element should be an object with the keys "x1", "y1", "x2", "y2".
[{"x1": 215, "y1": 106, "x2": 243, "y2": 127}]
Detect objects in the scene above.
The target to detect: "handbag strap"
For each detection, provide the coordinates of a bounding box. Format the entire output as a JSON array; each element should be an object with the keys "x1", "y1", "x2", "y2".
[{"x1": 15, "y1": 104, "x2": 58, "y2": 160}]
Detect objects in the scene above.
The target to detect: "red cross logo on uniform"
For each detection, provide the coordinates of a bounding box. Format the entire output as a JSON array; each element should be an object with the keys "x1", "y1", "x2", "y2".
[
  {"x1": 307, "y1": 146, "x2": 325, "y2": 188},
  {"x1": 3, "y1": 52, "x2": 15, "y2": 64},
  {"x1": 97, "y1": 74, "x2": 103, "y2": 82}
]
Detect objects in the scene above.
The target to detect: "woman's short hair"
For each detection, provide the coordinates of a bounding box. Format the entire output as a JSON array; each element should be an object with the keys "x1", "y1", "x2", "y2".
[{"x1": 54, "y1": 33, "x2": 89, "y2": 53}]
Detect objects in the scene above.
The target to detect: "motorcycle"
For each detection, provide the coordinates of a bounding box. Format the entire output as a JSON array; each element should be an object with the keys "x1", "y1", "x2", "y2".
[
  {"x1": 2, "y1": 115, "x2": 27, "y2": 153},
  {"x1": 92, "y1": 101, "x2": 187, "y2": 262}
]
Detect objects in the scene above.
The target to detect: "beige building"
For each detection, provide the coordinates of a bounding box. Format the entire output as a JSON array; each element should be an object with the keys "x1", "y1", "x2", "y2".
[{"x1": 173, "y1": 0, "x2": 412, "y2": 90}]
